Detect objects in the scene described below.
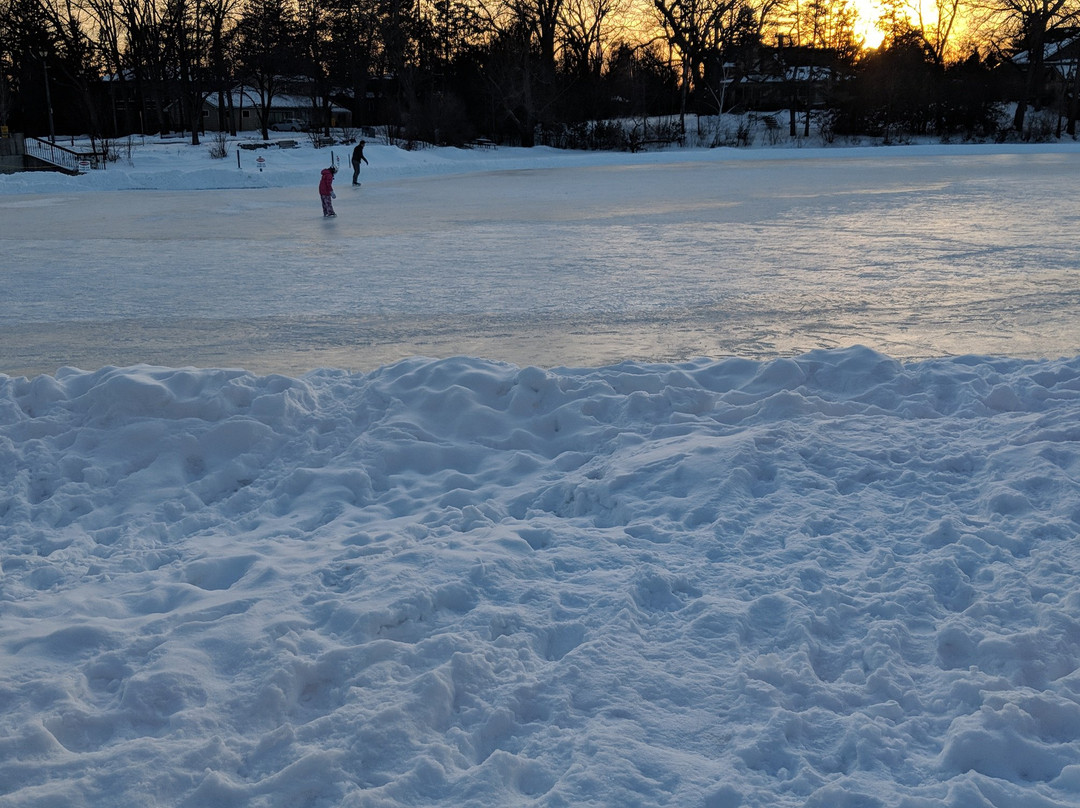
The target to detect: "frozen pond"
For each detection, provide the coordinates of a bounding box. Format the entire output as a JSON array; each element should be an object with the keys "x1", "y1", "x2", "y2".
[{"x1": 3, "y1": 147, "x2": 1079, "y2": 376}]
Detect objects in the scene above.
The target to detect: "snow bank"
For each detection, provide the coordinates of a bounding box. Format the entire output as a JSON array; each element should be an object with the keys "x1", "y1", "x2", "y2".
[
  {"x1": 3, "y1": 346, "x2": 1079, "y2": 806},
  {"x1": 4, "y1": 134, "x2": 1080, "y2": 195}
]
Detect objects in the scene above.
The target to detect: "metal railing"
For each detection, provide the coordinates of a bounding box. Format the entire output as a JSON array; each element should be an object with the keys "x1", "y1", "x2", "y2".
[{"x1": 24, "y1": 137, "x2": 104, "y2": 173}]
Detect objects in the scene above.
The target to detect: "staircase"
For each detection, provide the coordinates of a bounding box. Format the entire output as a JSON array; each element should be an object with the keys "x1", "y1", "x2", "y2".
[{"x1": 22, "y1": 137, "x2": 104, "y2": 175}]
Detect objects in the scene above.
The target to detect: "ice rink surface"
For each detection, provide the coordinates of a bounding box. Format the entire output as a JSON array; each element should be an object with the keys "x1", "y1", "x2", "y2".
[{"x1": 3, "y1": 146, "x2": 1078, "y2": 376}]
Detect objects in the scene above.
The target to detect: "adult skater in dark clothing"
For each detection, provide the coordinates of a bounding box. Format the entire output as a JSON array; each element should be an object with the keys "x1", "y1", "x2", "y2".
[{"x1": 351, "y1": 140, "x2": 368, "y2": 185}]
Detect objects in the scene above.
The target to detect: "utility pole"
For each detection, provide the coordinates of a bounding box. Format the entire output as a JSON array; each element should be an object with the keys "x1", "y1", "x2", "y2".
[{"x1": 38, "y1": 50, "x2": 56, "y2": 143}]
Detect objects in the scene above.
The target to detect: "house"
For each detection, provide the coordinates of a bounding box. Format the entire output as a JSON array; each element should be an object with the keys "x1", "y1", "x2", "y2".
[
  {"x1": 202, "y1": 87, "x2": 352, "y2": 132},
  {"x1": 1041, "y1": 34, "x2": 1080, "y2": 103},
  {"x1": 717, "y1": 41, "x2": 850, "y2": 112},
  {"x1": 1006, "y1": 31, "x2": 1080, "y2": 104}
]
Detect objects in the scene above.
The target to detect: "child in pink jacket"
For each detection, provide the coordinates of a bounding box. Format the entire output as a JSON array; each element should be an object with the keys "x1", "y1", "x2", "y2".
[{"x1": 319, "y1": 166, "x2": 337, "y2": 217}]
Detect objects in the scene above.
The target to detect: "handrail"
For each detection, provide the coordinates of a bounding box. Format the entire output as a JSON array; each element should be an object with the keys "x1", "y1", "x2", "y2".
[{"x1": 24, "y1": 137, "x2": 105, "y2": 173}]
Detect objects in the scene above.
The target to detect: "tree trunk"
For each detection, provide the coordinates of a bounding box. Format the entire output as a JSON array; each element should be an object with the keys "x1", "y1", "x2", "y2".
[
  {"x1": 1014, "y1": 20, "x2": 1046, "y2": 133},
  {"x1": 1068, "y1": 57, "x2": 1080, "y2": 136}
]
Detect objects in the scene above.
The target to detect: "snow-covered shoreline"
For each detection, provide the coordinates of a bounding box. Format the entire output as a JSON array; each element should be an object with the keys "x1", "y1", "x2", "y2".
[{"x1": 4, "y1": 133, "x2": 1080, "y2": 194}]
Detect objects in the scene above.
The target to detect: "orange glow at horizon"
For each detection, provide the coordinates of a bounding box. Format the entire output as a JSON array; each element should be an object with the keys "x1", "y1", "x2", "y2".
[
  {"x1": 853, "y1": 0, "x2": 886, "y2": 49},
  {"x1": 850, "y1": 0, "x2": 957, "y2": 54}
]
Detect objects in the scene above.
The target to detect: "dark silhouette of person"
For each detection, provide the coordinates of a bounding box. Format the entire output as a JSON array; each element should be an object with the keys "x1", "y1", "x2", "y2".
[{"x1": 351, "y1": 140, "x2": 369, "y2": 185}]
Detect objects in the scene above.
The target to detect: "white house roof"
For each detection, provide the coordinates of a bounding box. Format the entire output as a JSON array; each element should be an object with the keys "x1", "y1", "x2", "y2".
[{"x1": 204, "y1": 87, "x2": 348, "y2": 113}]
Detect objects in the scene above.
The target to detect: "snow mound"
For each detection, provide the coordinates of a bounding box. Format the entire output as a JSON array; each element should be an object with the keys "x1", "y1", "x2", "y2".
[{"x1": 2, "y1": 346, "x2": 1080, "y2": 807}]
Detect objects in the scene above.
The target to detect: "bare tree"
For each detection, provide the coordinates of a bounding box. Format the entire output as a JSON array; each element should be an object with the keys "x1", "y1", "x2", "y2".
[
  {"x1": 920, "y1": 0, "x2": 966, "y2": 60},
  {"x1": 491, "y1": 0, "x2": 566, "y2": 134},
  {"x1": 297, "y1": 0, "x2": 332, "y2": 134},
  {"x1": 79, "y1": 0, "x2": 127, "y2": 132},
  {"x1": 1, "y1": 0, "x2": 58, "y2": 133},
  {"x1": 977, "y1": 0, "x2": 1080, "y2": 130},
  {"x1": 115, "y1": 0, "x2": 174, "y2": 133},
  {"x1": 165, "y1": 0, "x2": 224, "y2": 143},
  {"x1": 236, "y1": 0, "x2": 300, "y2": 139},
  {"x1": 35, "y1": 0, "x2": 109, "y2": 137},
  {"x1": 652, "y1": 0, "x2": 782, "y2": 122},
  {"x1": 466, "y1": 0, "x2": 564, "y2": 143},
  {"x1": 502, "y1": 0, "x2": 564, "y2": 82},
  {"x1": 561, "y1": 0, "x2": 619, "y2": 79},
  {"x1": 323, "y1": 0, "x2": 380, "y2": 130},
  {"x1": 651, "y1": 0, "x2": 742, "y2": 97},
  {"x1": 773, "y1": 0, "x2": 857, "y2": 134}
]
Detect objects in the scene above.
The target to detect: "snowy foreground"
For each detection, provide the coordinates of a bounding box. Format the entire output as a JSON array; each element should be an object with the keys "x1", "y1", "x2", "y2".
[
  {"x1": 3, "y1": 137, "x2": 1080, "y2": 807},
  {"x1": 4, "y1": 349, "x2": 1080, "y2": 807}
]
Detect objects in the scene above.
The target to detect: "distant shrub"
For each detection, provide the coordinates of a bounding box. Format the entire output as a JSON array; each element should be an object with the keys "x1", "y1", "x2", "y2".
[
  {"x1": 1022, "y1": 110, "x2": 1057, "y2": 142},
  {"x1": 207, "y1": 131, "x2": 229, "y2": 159},
  {"x1": 539, "y1": 121, "x2": 632, "y2": 150}
]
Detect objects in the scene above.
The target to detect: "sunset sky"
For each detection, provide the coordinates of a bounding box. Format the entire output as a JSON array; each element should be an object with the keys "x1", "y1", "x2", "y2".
[{"x1": 853, "y1": 0, "x2": 887, "y2": 48}]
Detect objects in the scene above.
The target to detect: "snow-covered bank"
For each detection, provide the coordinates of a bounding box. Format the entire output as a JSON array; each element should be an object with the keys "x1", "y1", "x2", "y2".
[
  {"x1": 3, "y1": 347, "x2": 1080, "y2": 807},
  {"x1": 4, "y1": 132, "x2": 1080, "y2": 194}
]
